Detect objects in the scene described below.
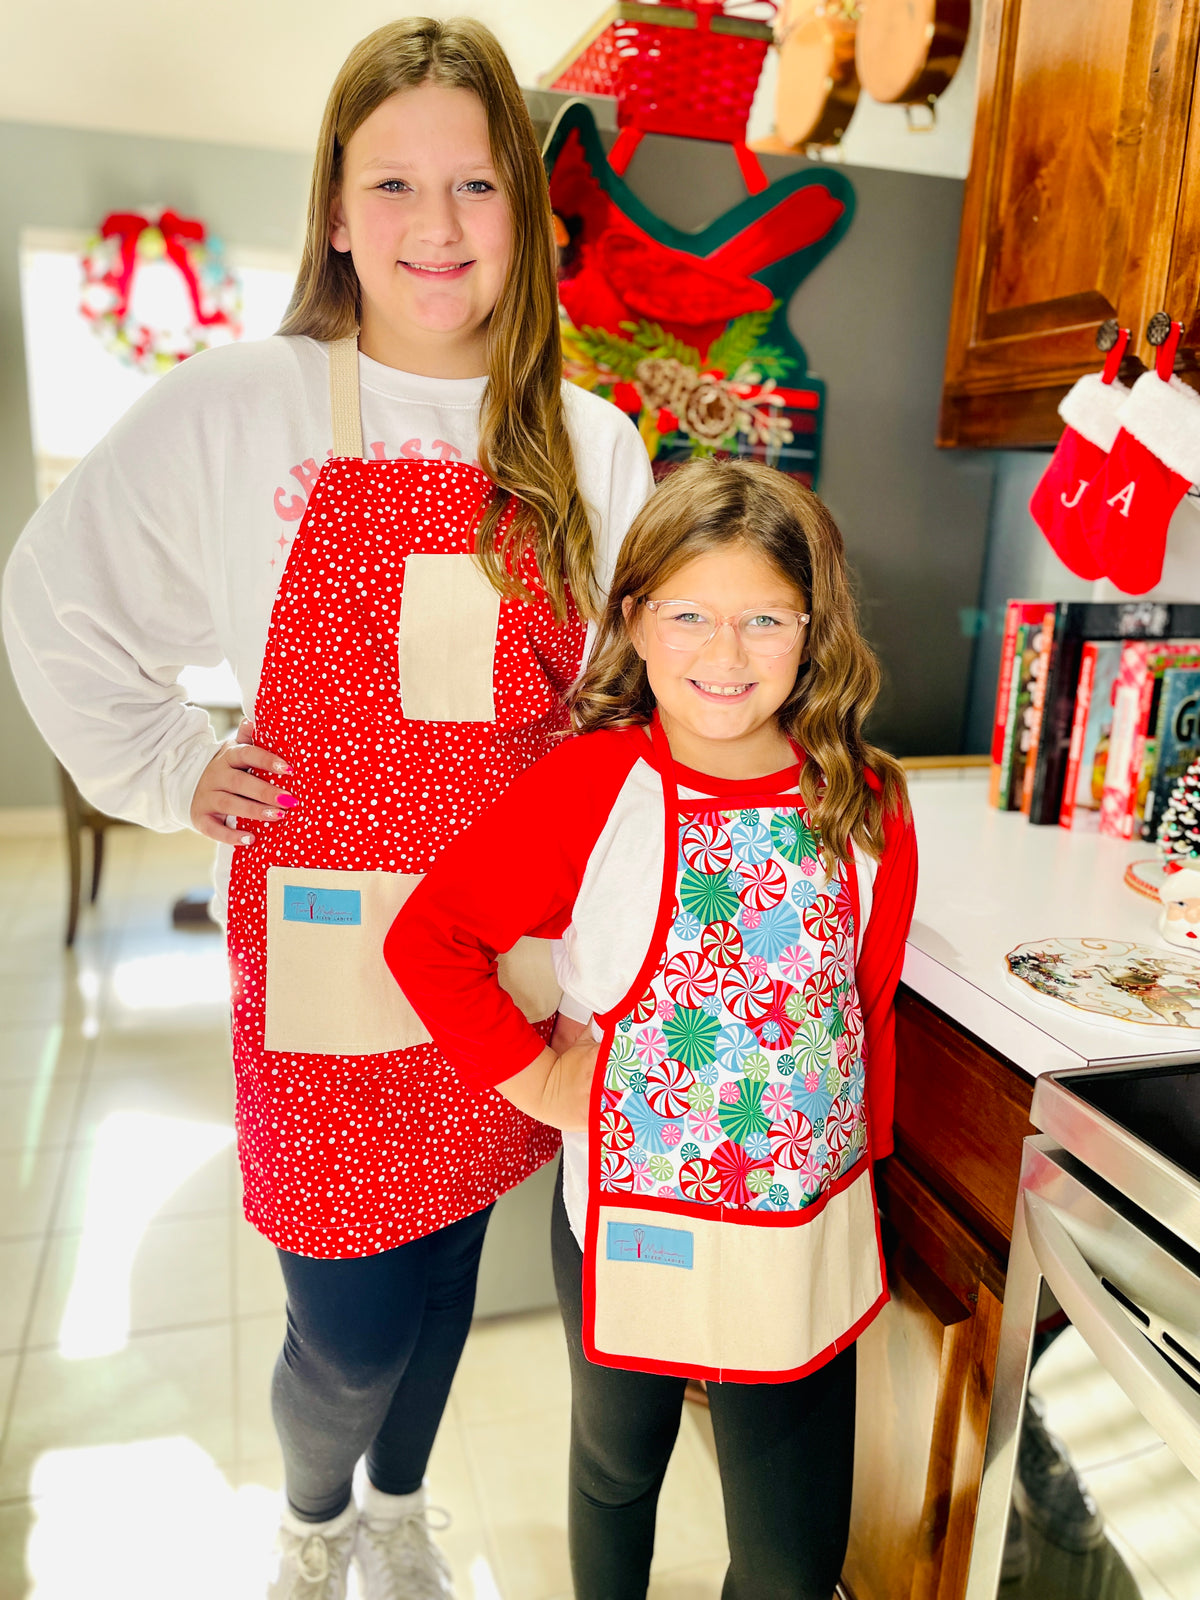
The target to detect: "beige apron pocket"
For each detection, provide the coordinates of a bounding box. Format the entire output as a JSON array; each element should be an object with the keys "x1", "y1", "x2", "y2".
[
  {"x1": 398, "y1": 553, "x2": 500, "y2": 723},
  {"x1": 265, "y1": 867, "x2": 430, "y2": 1056},
  {"x1": 265, "y1": 867, "x2": 562, "y2": 1057},
  {"x1": 497, "y1": 937, "x2": 562, "y2": 1025},
  {"x1": 592, "y1": 1163, "x2": 883, "y2": 1374}
]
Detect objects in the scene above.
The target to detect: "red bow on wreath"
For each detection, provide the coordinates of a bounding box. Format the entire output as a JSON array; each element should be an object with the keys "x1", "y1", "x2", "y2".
[{"x1": 99, "y1": 209, "x2": 226, "y2": 327}]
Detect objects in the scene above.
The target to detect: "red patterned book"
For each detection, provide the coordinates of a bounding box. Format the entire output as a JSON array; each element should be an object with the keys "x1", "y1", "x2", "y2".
[
  {"x1": 1059, "y1": 641, "x2": 1122, "y2": 830},
  {"x1": 989, "y1": 600, "x2": 1052, "y2": 809}
]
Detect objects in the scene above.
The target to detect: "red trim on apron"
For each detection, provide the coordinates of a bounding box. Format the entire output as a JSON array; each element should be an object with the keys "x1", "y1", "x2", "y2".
[{"x1": 582, "y1": 716, "x2": 886, "y2": 1381}]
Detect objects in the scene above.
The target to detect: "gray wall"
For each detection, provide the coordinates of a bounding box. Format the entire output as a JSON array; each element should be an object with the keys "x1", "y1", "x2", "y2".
[
  {"x1": 0, "y1": 120, "x2": 310, "y2": 808},
  {"x1": 1, "y1": 115, "x2": 994, "y2": 808},
  {"x1": 960, "y1": 450, "x2": 1094, "y2": 754}
]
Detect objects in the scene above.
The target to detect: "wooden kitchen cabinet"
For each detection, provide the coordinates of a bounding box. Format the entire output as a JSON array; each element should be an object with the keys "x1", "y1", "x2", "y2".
[
  {"x1": 843, "y1": 988, "x2": 1035, "y2": 1600},
  {"x1": 938, "y1": 0, "x2": 1200, "y2": 447}
]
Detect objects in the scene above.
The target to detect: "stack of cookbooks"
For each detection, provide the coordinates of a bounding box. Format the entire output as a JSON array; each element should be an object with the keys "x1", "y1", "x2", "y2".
[{"x1": 988, "y1": 600, "x2": 1200, "y2": 836}]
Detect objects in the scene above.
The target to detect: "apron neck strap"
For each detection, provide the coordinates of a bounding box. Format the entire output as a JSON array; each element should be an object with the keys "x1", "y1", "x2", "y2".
[
  {"x1": 328, "y1": 335, "x2": 365, "y2": 460},
  {"x1": 648, "y1": 710, "x2": 805, "y2": 794},
  {"x1": 648, "y1": 713, "x2": 681, "y2": 814}
]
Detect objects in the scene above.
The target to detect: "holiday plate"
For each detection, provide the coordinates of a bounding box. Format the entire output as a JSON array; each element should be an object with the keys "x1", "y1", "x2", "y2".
[
  {"x1": 1124, "y1": 858, "x2": 1171, "y2": 902},
  {"x1": 1006, "y1": 937, "x2": 1200, "y2": 1030}
]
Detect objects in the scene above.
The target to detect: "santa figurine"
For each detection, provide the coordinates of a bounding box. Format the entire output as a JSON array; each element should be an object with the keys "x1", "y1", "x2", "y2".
[{"x1": 1158, "y1": 860, "x2": 1200, "y2": 948}]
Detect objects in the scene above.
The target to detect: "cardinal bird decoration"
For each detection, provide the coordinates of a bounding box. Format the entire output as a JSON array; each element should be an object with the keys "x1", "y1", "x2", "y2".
[{"x1": 543, "y1": 101, "x2": 855, "y2": 484}]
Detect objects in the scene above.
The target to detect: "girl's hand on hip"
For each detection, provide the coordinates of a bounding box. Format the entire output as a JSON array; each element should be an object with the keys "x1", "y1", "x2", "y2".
[
  {"x1": 496, "y1": 1035, "x2": 600, "y2": 1132},
  {"x1": 548, "y1": 1036, "x2": 602, "y2": 1131},
  {"x1": 189, "y1": 718, "x2": 295, "y2": 846},
  {"x1": 549, "y1": 1012, "x2": 589, "y2": 1055}
]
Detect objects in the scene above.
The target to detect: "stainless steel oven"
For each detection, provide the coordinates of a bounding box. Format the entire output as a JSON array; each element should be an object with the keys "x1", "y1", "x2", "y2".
[{"x1": 966, "y1": 1061, "x2": 1200, "y2": 1599}]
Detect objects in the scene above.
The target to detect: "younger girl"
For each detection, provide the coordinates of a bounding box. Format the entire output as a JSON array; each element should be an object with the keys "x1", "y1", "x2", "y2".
[
  {"x1": 389, "y1": 457, "x2": 918, "y2": 1600},
  {"x1": 4, "y1": 17, "x2": 651, "y2": 1600}
]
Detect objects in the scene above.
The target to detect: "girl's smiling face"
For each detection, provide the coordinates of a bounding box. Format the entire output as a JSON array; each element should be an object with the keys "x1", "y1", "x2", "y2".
[
  {"x1": 330, "y1": 83, "x2": 512, "y2": 376},
  {"x1": 625, "y1": 542, "x2": 809, "y2": 778}
]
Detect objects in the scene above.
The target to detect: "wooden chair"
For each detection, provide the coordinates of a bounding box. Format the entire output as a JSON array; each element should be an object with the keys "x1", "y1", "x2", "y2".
[
  {"x1": 52, "y1": 668, "x2": 241, "y2": 946},
  {"x1": 57, "y1": 762, "x2": 131, "y2": 947}
]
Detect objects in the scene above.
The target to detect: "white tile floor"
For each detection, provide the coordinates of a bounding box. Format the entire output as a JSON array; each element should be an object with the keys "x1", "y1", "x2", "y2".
[{"x1": 0, "y1": 825, "x2": 729, "y2": 1599}]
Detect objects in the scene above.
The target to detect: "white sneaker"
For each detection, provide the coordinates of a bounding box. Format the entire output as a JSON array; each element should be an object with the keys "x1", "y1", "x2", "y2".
[
  {"x1": 268, "y1": 1504, "x2": 356, "y2": 1600},
  {"x1": 354, "y1": 1485, "x2": 454, "y2": 1600}
]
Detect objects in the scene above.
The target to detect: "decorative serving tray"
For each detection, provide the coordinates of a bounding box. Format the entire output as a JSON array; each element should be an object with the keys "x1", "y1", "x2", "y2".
[
  {"x1": 1124, "y1": 858, "x2": 1171, "y2": 902},
  {"x1": 1006, "y1": 936, "x2": 1200, "y2": 1031}
]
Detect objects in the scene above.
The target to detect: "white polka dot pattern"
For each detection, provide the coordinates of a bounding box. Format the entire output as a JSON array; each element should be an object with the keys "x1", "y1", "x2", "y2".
[{"x1": 226, "y1": 457, "x2": 583, "y2": 1257}]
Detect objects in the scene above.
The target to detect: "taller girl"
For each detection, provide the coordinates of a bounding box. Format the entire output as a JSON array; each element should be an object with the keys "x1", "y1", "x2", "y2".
[{"x1": 4, "y1": 18, "x2": 651, "y2": 1600}]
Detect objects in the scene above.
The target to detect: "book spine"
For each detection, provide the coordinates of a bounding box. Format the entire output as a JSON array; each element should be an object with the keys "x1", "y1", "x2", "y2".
[
  {"x1": 989, "y1": 602, "x2": 1022, "y2": 808},
  {"x1": 1098, "y1": 648, "x2": 1147, "y2": 838},
  {"x1": 1123, "y1": 671, "x2": 1159, "y2": 838},
  {"x1": 1059, "y1": 643, "x2": 1097, "y2": 829},
  {"x1": 1029, "y1": 605, "x2": 1081, "y2": 824},
  {"x1": 1021, "y1": 610, "x2": 1057, "y2": 814},
  {"x1": 998, "y1": 628, "x2": 1027, "y2": 811}
]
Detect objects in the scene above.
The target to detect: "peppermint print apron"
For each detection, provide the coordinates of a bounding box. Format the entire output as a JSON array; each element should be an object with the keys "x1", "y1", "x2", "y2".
[
  {"x1": 226, "y1": 337, "x2": 574, "y2": 1257},
  {"x1": 583, "y1": 719, "x2": 887, "y2": 1381}
]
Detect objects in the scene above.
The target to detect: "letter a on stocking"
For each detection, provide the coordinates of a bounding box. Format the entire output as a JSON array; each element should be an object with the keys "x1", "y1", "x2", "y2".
[{"x1": 1091, "y1": 326, "x2": 1200, "y2": 593}]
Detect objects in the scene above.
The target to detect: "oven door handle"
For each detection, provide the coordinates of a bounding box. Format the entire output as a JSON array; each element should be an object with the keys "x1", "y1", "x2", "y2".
[{"x1": 1024, "y1": 1190, "x2": 1200, "y2": 1480}]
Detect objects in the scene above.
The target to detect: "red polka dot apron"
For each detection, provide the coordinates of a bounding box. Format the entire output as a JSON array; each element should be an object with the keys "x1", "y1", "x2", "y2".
[
  {"x1": 583, "y1": 718, "x2": 887, "y2": 1381},
  {"x1": 226, "y1": 337, "x2": 574, "y2": 1257}
]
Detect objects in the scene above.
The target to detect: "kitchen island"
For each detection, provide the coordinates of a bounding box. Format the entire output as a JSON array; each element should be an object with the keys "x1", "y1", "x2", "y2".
[{"x1": 845, "y1": 770, "x2": 1198, "y2": 1600}]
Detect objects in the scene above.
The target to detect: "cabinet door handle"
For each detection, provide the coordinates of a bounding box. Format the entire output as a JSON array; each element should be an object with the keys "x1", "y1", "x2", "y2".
[{"x1": 1023, "y1": 1190, "x2": 1200, "y2": 1479}]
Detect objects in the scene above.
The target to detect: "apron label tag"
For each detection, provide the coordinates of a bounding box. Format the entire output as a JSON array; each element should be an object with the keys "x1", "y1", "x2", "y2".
[
  {"x1": 606, "y1": 1221, "x2": 693, "y2": 1270},
  {"x1": 283, "y1": 886, "x2": 362, "y2": 926}
]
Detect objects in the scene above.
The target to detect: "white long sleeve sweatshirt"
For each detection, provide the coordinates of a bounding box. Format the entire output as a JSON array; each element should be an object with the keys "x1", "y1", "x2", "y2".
[{"x1": 3, "y1": 333, "x2": 653, "y2": 831}]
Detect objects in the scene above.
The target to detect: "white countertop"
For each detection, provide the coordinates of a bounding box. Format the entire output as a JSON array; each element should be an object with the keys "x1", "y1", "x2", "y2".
[{"x1": 903, "y1": 772, "x2": 1200, "y2": 1078}]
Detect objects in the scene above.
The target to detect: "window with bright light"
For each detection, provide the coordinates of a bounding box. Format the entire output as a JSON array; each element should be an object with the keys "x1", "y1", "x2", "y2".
[
  {"x1": 18, "y1": 230, "x2": 297, "y2": 706},
  {"x1": 19, "y1": 229, "x2": 297, "y2": 500}
]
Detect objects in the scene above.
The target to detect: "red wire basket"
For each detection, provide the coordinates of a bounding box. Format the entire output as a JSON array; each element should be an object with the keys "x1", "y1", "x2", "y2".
[{"x1": 546, "y1": 1, "x2": 777, "y2": 188}]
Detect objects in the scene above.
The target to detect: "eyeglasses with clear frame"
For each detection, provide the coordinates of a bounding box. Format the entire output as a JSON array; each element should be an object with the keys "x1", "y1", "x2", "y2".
[{"x1": 640, "y1": 599, "x2": 810, "y2": 658}]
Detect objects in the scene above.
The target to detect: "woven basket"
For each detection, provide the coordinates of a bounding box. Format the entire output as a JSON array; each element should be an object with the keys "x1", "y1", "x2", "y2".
[{"x1": 548, "y1": 2, "x2": 774, "y2": 146}]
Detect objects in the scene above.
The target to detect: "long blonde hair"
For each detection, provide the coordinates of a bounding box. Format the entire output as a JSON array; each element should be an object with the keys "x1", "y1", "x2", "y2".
[
  {"x1": 570, "y1": 458, "x2": 908, "y2": 862},
  {"x1": 280, "y1": 17, "x2": 596, "y2": 620}
]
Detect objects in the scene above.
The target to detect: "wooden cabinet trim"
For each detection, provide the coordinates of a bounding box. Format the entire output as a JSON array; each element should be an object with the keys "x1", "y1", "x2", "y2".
[
  {"x1": 845, "y1": 1157, "x2": 1007, "y2": 1600},
  {"x1": 892, "y1": 987, "x2": 1035, "y2": 1255},
  {"x1": 934, "y1": 1281, "x2": 1005, "y2": 1600},
  {"x1": 878, "y1": 1155, "x2": 1007, "y2": 1308}
]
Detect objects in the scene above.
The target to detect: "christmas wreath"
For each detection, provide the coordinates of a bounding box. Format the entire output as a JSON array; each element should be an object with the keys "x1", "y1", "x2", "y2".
[{"x1": 79, "y1": 208, "x2": 241, "y2": 374}]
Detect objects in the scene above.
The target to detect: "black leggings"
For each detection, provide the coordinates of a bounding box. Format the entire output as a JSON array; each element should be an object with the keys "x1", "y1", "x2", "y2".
[
  {"x1": 272, "y1": 1204, "x2": 492, "y2": 1521},
  {"x1": 552, "y1": 1175, "x2": 856, "y2": 1600}
]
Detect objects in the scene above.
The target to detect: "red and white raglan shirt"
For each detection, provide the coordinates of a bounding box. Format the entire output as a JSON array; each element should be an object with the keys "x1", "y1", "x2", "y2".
[{"x1": 389, "y1": 725, "x2": 918, "y2": 1250}]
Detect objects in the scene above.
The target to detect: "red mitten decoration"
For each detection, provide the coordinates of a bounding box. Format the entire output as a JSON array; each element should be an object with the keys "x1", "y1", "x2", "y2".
[
  {"x1": 1030, "y1": 363, "x2": 1129, "y2": 578},
  {"x1": 1090, "y1": 331, "x2": 1200, "y2": 593}
]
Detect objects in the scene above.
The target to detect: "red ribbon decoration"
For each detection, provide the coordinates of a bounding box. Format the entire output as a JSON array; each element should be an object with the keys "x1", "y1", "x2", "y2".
[
  {"x1": 664, "y1": 0, "x2": 779, "y2": 16},
  {"x1": 98, "y1": 208, "x2": 224, "y2": 327},
  {"x1": 641, "y1": 0, "x2": 779, "y2": 32}
]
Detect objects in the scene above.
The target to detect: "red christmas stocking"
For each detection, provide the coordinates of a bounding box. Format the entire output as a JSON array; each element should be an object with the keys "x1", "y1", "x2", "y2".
[
  {"x1": 1087, "y1": 323, "x2": 1200, "y2": 593},
  {"x1": 1030, "y1": 347, "x2": 1129, "y2": 577}
]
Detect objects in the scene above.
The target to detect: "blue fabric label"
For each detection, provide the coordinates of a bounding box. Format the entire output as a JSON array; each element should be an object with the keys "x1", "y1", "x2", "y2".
[
  {"x1": 606, "y1": 1221, "x2": 693, "y2": 1270},
  {"x1": 282, "y1": 886, "x2": 362, "y2": 926}
]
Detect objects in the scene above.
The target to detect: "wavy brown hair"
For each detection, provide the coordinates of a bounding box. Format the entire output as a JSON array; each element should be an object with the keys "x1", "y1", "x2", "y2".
[
  {"x1": 570, "y1": 458, "x2": 908, "y2": 862},
  {"x1": 279, "y1": 16, "x2": 596, "y2": 619}
]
